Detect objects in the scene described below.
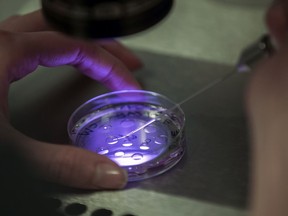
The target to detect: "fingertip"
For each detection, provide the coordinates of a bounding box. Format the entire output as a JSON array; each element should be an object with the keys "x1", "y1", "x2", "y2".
[
  {"x1": 98, "y1": 40, "x2": 143, "y2": 71},
  {"x1": 102, "y1": 66, "x2": 142, "y2": 91},
  {"x1": 265, "y1": 2, "x2": 287, "y2": 47},
  {"x1": 94, "y1": 163, "x2": 128, "y2": 189},
  {"x1": 108, "y1": 79, "x2": 142, "y2": 91}
]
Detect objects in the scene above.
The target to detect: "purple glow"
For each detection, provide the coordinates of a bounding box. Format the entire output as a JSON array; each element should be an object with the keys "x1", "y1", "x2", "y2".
[
  {"x1": 68, "y1": 90, "x2": 186, "y2": 181},
  {"x1": 81, "y1": 113, "x2": 170, "y2": 166}
]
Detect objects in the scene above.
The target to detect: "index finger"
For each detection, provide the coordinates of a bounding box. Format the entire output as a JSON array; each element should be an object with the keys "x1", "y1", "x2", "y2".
[{"x1": 3, "y1": 31, "x2": 141, "y2": 90}]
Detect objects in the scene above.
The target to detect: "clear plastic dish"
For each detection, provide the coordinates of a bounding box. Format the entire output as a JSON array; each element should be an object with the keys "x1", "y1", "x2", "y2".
[{"x1": 67, "y1": 90, "x2": 186, "y2": 181}]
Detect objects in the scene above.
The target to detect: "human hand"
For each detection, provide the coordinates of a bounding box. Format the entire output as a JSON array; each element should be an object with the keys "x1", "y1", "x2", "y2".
[
  {"x1": 0, "y1": 10, "x2": 142, "y2": 189},
  {"x1": 0, "y1": 10, "x2": 143, "y2": 71},
  {"x1": 246, "y1": 3, "x2": 288, "y2": 213},
  {"x1": 245, "y1": 42, "x2": 288, "y2": 216}
]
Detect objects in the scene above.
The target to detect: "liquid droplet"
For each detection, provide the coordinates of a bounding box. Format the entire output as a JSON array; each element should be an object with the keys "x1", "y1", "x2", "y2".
[
  {"x1": 115, "y1": 151, "x2": 125, "y2": 157},
  {"x1": 140, "y1": 144, "x2": 150, "y2": 150},
  {"x1": 132, "y1": 153, "x2": 143, "y2": 160},
  {"x1": 98, "y1": 149, "x2": 109, "y2": 155},
  {"x1": 122, "y1": 141, "x2": 133, "y2": 147}
]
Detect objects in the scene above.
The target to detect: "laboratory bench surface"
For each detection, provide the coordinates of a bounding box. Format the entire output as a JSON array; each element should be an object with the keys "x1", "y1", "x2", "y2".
[{"x1": 1, "y1": 0, "x2": 271, "y2": 215}]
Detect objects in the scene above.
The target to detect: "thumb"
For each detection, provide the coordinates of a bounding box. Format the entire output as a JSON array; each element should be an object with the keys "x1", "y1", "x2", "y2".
[
  {"x1": 27, "y1": 141, "x2": 128, "y2": 189},
  {"x1": 0, "y1": 122, "x2": 127, "y2": 190}
]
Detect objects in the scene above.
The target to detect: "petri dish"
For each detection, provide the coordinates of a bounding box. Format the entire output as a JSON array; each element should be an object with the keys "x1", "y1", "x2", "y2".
[{"x1": 67, "y1": 90, "x2": 186, "y2": 181}]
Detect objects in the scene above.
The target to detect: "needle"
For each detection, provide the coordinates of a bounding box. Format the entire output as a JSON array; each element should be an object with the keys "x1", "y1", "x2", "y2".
[
  {"x1": 117, "y1": 34, "x2": 274, "y2": 140},
  {"x1": 116, "y1": 71, "x2": 235, "y2": 140}
]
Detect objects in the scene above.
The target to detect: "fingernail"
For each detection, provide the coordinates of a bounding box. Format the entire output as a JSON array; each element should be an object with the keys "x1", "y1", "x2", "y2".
[{"x1": 94, "y1": 163, "x2": 127, "y2": 189}]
